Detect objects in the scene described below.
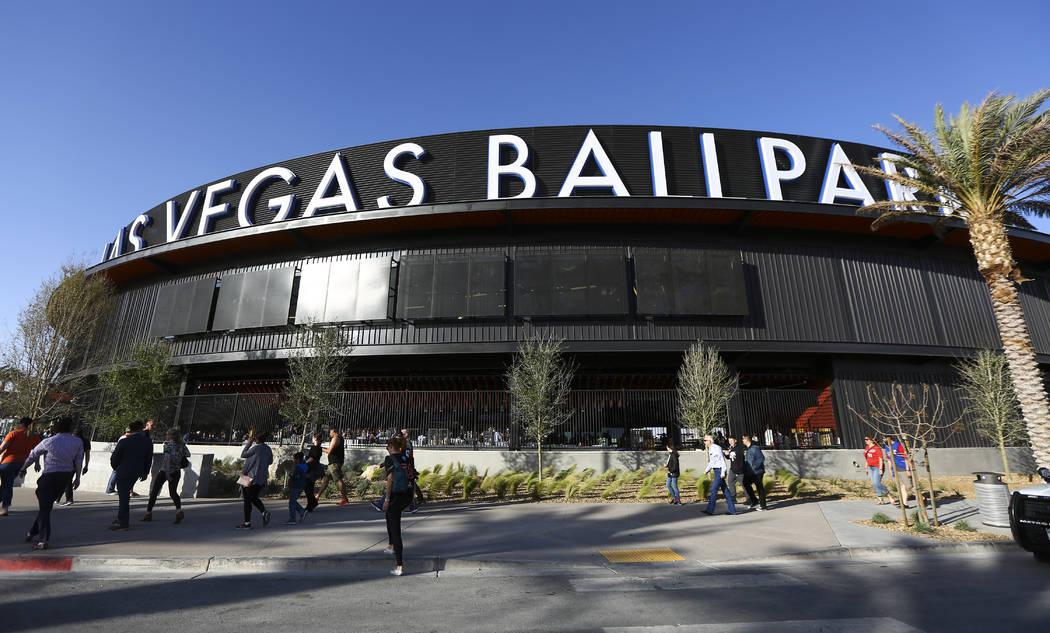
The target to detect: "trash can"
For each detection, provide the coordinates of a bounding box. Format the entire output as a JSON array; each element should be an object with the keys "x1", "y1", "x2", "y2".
[{"x1": 973, "y1": 472, "x2": 1011, "y2": 527}]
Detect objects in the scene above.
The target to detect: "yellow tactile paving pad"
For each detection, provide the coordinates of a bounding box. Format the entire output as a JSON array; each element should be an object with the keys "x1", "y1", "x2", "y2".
[{"x1": 600, "y1": 547, "x2": 685, "y2": 563}]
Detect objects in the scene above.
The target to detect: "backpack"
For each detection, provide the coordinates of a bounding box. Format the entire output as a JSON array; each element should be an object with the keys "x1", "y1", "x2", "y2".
[
  {"x1": 390, "y1": 455, "x2": 410, "y2": 494},
  {"x1": 179, "y1": 445, "x2": 190, "y2": 469}
]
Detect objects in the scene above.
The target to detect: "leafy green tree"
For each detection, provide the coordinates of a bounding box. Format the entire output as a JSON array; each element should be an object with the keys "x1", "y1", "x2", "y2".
[
  {"x1": 956, "y1": 350, "x2": 1029, "y2": 478},
  {"x1": 279, "y1": 324, "x2": 352, "y2": 450},
  {"x1": 857, "y1": 90, "x2": 1050, "y2": 467},
  {"x1": 3, "y1": 260, "x2": 114, "y2": 419},
  {"x1": 676, "y1": 340, "x2": 737, "y2": 437},
  {"x1": 98, "y1": 340, "x2": 180, "y2": 438},
  {"x1": 506, "y1": 335, "x2": 576, "y2": 484}
]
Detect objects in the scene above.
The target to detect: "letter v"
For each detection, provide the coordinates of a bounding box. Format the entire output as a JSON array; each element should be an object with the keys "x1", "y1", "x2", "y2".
[{"x1": 166, "y1": 190, "x2": 202, "y2": 242}]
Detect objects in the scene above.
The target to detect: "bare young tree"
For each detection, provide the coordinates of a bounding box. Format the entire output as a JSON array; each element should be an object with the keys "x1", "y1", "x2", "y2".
[
  {"x1": 956, "y1": 350, "x2": 1029, "y2": 479},
  {"x1": 2, "y1": 260, "x2": 114, "y2": 419},
  {"x1": 98, "y1": 340, "x2": 181, "y2": 439},
  {"x1": 676, "y1": 340, "x2": 738, "y2": 439},
  {"x1": 279, "y1": 324, "x2": 353, "y2": 451},
  {"x1": 506, "y1": 335, "x2": 576, "y2": 484},
  {"x1": 850, "y1": 383, "x2": 957, "y2": 526}
]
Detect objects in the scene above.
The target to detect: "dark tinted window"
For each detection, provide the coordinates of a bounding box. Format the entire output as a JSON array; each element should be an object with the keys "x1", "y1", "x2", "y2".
[
  {"x1": 149, "y1": 277, "x2": 217, "y2": 336},
  {"x1": 398, "y1": 253, "x2": 505, "y2": 319},
  {"x1": 213, "y1": 268, "x2": 294, "y2": 330},
  {"x1": 515, "y1": 249, "x2": 626, "y2": 316},
  {"x1": 635, "y1": 249, "x2": 747, "y2": 316}
]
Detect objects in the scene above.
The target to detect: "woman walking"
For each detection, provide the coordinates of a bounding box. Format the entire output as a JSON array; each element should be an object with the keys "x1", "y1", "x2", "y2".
[
  {"x1": 382, "y1": 436, "x2": 413, "y2": 576},
  {"x1": 142, "y1": 429, "x2": 190, "y2": 524},
  {"x1": 236, "y1": 431, "x2": 273, "y2": 529},
  {"x1": 1, "y1": 418, "x2": 40, "y2": 516},
  {"x1": 19, "y1": 417, "x2": 83, "y2": 550},
  {"x1": 665, "y1": 442, "x2": 681, "y2": 505},
  {"x1": 864, "y1": 436, "x2": 894, "y2": 506}
]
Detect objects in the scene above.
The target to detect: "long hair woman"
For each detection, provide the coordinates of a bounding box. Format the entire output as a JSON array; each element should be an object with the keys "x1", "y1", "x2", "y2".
[
  {"x1": 237, "y1": 430, "x2": 273, "y2": 529},
  {"x1": 382, "y1": 435, "x2": 412, "y2": 576},
  {"x1": 142, "y1": 428, "x2": 190, "y2": 523}
]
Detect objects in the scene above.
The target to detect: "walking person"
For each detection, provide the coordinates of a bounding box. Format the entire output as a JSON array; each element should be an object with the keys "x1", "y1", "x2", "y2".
[
  {"x1": 887, "y1": 436, "x2": 914, "y2": 508},
  {"x1": 108, "y1": 420, "x2": 153, "y2": 531},
  {"x1": 285, "y1": 452, "x2": 308, "y2": 525},
  {"x1": 19, "y1": 417, "x2": 83, "y2": 549},
  {"x1": 665, "y1": 441, "x2": 681, "y2": 505},
  {"x1": 864, "y1": 436, "x2": 895, "y2": 506},
  {"x1": 725, "y1": 436, "x2": 745, "y2": 502},
  {"x1": 741, "y1": 435, "x2": 767, "y2": 511},
  {"x1": 381, "y1": 436, "x2": 412, "y2": 576},
  {"x1": 1, "y1": 418, "x2": 40, "y2": 516},
  {"x1": 303, "y1": 433, "x2": 324, "y2": 515},
  {"x1": 316, "y1": 428, "x2": 349, "y2": 506},
  {"x1": 702, "y1": 435, "x2": 737, "y2": 515},
  {"x1": 105, "y1": 426, "x2": 132, "y2": 495},
  {"x1": 141, "y1": 429, "x2": 190, "y2": 524},
  {"x1": 236, "y1": 430, "x2": 273, "y2": 529},
  {"x1": 58, "y1": 427, "x2": 91, "y2": 507}
]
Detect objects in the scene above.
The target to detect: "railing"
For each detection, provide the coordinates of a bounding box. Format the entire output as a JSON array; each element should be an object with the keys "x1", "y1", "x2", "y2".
[{"x1": 92, "y1": 388, "x2": 846, "y2": 449}]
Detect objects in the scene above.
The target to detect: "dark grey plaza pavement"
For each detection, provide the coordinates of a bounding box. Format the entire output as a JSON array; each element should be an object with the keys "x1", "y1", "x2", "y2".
[{"x1": 0, "y1": 487, "x2": 1016, "y2": 575}]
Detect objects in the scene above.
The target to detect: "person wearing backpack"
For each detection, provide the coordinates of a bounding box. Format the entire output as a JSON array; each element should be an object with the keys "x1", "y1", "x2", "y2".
[
  {"x1": 141, "y1": 428, "x2": 190, "y2": 524},
  {"x1": 381, "y1": 435, "x2": 412, "y2": 576},
  {"x1": 302, "y1": 433, "x2": 324, "y2": 516}
]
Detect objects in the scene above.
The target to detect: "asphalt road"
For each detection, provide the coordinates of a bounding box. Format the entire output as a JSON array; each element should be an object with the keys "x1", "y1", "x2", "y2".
[{"x1": 3, "y1": 552, "x2": 1048, "y2": 632}]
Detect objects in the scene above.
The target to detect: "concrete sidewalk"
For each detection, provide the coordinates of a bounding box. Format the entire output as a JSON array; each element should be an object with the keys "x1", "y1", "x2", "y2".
[{"x1": 0, "y1": 488, "x2": 1015, "y2": 575}]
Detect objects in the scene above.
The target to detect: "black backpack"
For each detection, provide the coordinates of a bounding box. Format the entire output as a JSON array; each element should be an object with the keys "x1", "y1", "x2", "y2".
[{"x1": 390, "y1": 454, "x2": 410, "y2": 494}]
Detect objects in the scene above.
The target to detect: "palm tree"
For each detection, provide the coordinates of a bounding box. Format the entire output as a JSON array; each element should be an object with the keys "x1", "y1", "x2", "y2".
[{"x1": 856, "y1": 89, "x2": 1050, "y2": 468}]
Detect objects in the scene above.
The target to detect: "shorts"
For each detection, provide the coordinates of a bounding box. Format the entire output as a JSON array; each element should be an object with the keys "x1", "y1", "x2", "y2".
[{"x1": 326, "y1": 463, "x2": 345, "y2": 480}]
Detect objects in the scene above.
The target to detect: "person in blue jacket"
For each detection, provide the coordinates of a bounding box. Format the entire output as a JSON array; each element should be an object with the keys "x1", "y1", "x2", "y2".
[
  {"x1": 108, "y1": 420, "x2": 153, "y2": 531},
  {"x1": 742, "y1": 435, "x2": 767, "y2": 511},
  {"x1": 285, "y1": 452, "x2": 308, "y2": 525}
]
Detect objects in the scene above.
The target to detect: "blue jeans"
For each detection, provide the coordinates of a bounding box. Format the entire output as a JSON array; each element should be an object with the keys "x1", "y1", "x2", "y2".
[
  {"x1": 106, "y1": 470, "x2": 118, "y2": 494},
  {"x1": 868, "y1": 466, "x2": 890, "y2": 497},
  {"x1": 289, "y1": 487, "x2": 304, "y2": 522},
  {"x1": 115, "y1": 477, "x2": 137, "y2": 527},
  {"x1": 665, "y1": 476, "x2": 680, "y2": 501},
  {"x1": 0, "y1": 462, "x2": 23, "y2": 508},
  {"x1": 705, "y1": 468, "x2": 737, "y2": 514}
]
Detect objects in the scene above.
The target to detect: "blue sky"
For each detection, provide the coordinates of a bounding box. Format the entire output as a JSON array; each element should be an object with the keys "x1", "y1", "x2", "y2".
[{"x1": 1, "y1": 0, "x2": 1048, "y2": 335}]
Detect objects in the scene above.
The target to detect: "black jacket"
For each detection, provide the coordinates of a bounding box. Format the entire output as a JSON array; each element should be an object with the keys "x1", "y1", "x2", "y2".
[
  {"x1": 665, "y1": 452, "x2": 680, "y2": 478},
  {"x1": 110, "y1": 432, "x2": 153, "y2": 480},
  {"x1": 726, "y1": 443, "x2": 746, "y2": 474}
]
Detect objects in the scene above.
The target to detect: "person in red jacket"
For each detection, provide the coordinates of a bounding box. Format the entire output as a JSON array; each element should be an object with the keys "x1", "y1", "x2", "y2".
[
  {"x1": 864, "y1": 436, "x2": 895, "y2": 505},
  {"x1": 0, "y1": 418, "x2": 41, "y2": 516}
]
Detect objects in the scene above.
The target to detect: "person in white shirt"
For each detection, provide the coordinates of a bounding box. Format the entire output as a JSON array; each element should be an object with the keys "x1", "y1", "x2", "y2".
[
  {"x1": 702, "y1": 435, "x2": 737, "y2": 515},
  {"x1": 19, "y1": 416, "x2": 83, "y2": 550}
]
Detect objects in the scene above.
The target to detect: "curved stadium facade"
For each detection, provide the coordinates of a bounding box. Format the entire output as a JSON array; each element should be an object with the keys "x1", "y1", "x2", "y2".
[{"x1": 82, "y1": 125, "x2": 1050, "y2": 452}]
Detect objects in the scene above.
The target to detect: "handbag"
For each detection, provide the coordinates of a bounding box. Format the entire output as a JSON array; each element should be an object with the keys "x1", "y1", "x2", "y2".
[
  {"x1": 236, "y1": 474, "x2": 253, "y2": 487},
  {"x1": 179, "y1": 447, "x2": 190, "y2": 469}
]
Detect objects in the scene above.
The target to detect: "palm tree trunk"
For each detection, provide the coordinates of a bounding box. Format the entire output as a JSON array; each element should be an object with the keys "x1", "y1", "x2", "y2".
[{"x1": 969, "y1": 219, "x2": 1050, "y2": 469}]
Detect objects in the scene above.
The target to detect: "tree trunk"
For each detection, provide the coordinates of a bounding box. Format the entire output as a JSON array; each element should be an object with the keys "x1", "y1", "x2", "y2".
[
  {"x1": 892, "y1": 469, "x2": 909, "y2": 526},
  {"x1": 922, "y1": 444, "x2": 939, "y2": 526},
  {"x1": 969, "y1": 218, "x2": 1050, "y2": 469},
  {"x1": 907, "y1": 454, "x2": 930, "y2": 525},
  {"x1": 998, "y1": 428, "x2": 1013, "y2": 480},
  {"x1": 537, "y1": 440, "x2": 543, "y2": 484}
]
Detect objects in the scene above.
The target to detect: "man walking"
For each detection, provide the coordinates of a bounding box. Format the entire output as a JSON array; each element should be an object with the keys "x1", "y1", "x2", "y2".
[
  {"x1": 109, "y1": 420, "x2": 153, "y2": 531},
  {"x1": 1, "y1": 418, "x2": 40, "y2": 516},
  {"x1": 702, "y1": 435, "x2": 736, "y2": 515},
  {"x1": 725, "y1": 436, "x2": 745, "y2": 502},
  {"x1": 741, "y1": 435, "x2": 767, "y2": 511},
  {"x1": 317, "y1": 428, "x2": 349, "y2": 506},
  {"x1": 19, "y1": 416, "x2": 82, "y2": 549}
]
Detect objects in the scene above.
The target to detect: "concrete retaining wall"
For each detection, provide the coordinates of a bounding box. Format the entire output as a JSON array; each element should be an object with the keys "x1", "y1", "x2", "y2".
[
  {"x1": 203, "y1": 443, "x2": 1038, "y2": 480},
  {"x1": 18, "y1": 442, "x2": 213, "y2": 498}
]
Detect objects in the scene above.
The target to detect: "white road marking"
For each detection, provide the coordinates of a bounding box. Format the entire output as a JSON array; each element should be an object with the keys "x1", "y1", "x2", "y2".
[
  {"x1": 603, "y1": 617, "x2": 926, "y2": 633},
  {"x1": 570, "y1": 572, "x2": 803, "y2": 593}
]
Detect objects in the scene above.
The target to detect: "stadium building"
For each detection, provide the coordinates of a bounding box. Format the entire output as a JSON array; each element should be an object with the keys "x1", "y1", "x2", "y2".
[{"x1": 81, "y1": 125, "x2": 1050, "y2": 454}]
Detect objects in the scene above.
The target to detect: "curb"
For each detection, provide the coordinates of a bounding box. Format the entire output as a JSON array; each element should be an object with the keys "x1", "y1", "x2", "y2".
[
  {"x1": 721, "y1": 540, "x2": 1019, "y2": 565},
  {"x1": 0, "y1": 541, "x2": 1020, "y2": 576}
]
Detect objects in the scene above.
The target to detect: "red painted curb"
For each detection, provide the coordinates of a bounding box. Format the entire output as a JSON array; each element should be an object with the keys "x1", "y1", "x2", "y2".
[{"x1": 0, "y1": 557, "x2": 74, "y2": 572}]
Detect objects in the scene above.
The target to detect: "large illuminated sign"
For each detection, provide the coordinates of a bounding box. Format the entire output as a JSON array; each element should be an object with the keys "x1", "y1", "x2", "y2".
[{"x1": 101, "y1": 125, "x2": 910, "y2": 262}]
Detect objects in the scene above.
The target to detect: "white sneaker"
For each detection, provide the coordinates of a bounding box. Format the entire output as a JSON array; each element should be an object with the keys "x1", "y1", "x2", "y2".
[
  {"x1": 382, "y1": 545, "x2": 394, "y2": 555},
  {"x1": 390, "y1": 568, "x2": 403, "y2": 576}
]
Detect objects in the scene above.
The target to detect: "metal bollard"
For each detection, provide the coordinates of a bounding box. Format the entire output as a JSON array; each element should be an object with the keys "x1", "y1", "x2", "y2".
[{"x1": 972, "y1": 472, "x2": 1011, "y2": 527}]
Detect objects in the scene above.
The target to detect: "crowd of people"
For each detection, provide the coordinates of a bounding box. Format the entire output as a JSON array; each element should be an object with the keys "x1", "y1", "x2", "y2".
[
  {"x1": 663, "y1": 433, "x2": 769, "y2": 515},
  {"x1": 863, "y1": 434, "x2": 920, "y2": 508}
]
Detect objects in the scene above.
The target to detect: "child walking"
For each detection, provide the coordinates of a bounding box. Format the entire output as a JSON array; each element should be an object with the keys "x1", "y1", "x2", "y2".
[{"x1": 285, "y1": 452, "x2": 308, "y2": 525}]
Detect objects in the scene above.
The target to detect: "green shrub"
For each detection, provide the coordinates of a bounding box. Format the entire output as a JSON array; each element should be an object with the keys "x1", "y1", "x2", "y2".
[
  {"x1": 427, "y1": 475, "x2": 447, "y2": 496},
  {"x1": 369, "y1": 481, "x2": 386, "y2": 496},
  {"x1": 763, "y1": 478, "x2": 777, "y2": 496},
  {"x1": 493, "y1": 477, "x2": 510, "y2": 500},
  {"x1": 953, "y1": 520, "x2": 976, "y2": 532},
  {"x1": 786, "y1": 476, "x2": 802, "y2": 497},
  {"x1": 433, "y1": 464, "x2": 444, "y2": 475},
  {"x1": 871, "y1": 512, "x2": 894, "y2": 524},
  {"x1": 698, "y1": 474, "x2": 714, "y2": 499},
  {"x1": 462, "y1": 475, "x2": 481, "y2": 499},
  {"x1": 600, "y1": 468, "x2": 620, "y2": 480},
  {"x1": 506, "y1": 473, "x2": 528, "y2": 495},
  {"x1": 354, "y1": 478, "x2": 372, "y2": 499},
  {"x1": 912, "y1": 522, "x2": 935, "y2": 535},
  {"x1": 600, "y1": 478, "x2": 624, "y2": 500},
  {"x1": 578, "y1": 475, "x2": 602, "y2": 496},
  {"x1": 774, "y1": 469, "x2": 793, "y2": 483},
  {"x1": 443, "y1": 472, "x2": 463, "y2": 495}
]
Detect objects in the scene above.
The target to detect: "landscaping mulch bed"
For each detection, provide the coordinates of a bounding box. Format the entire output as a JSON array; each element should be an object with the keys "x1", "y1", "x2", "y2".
[{"x1": 852, "y1": 518, "x2": 1012, "y2": 543}]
